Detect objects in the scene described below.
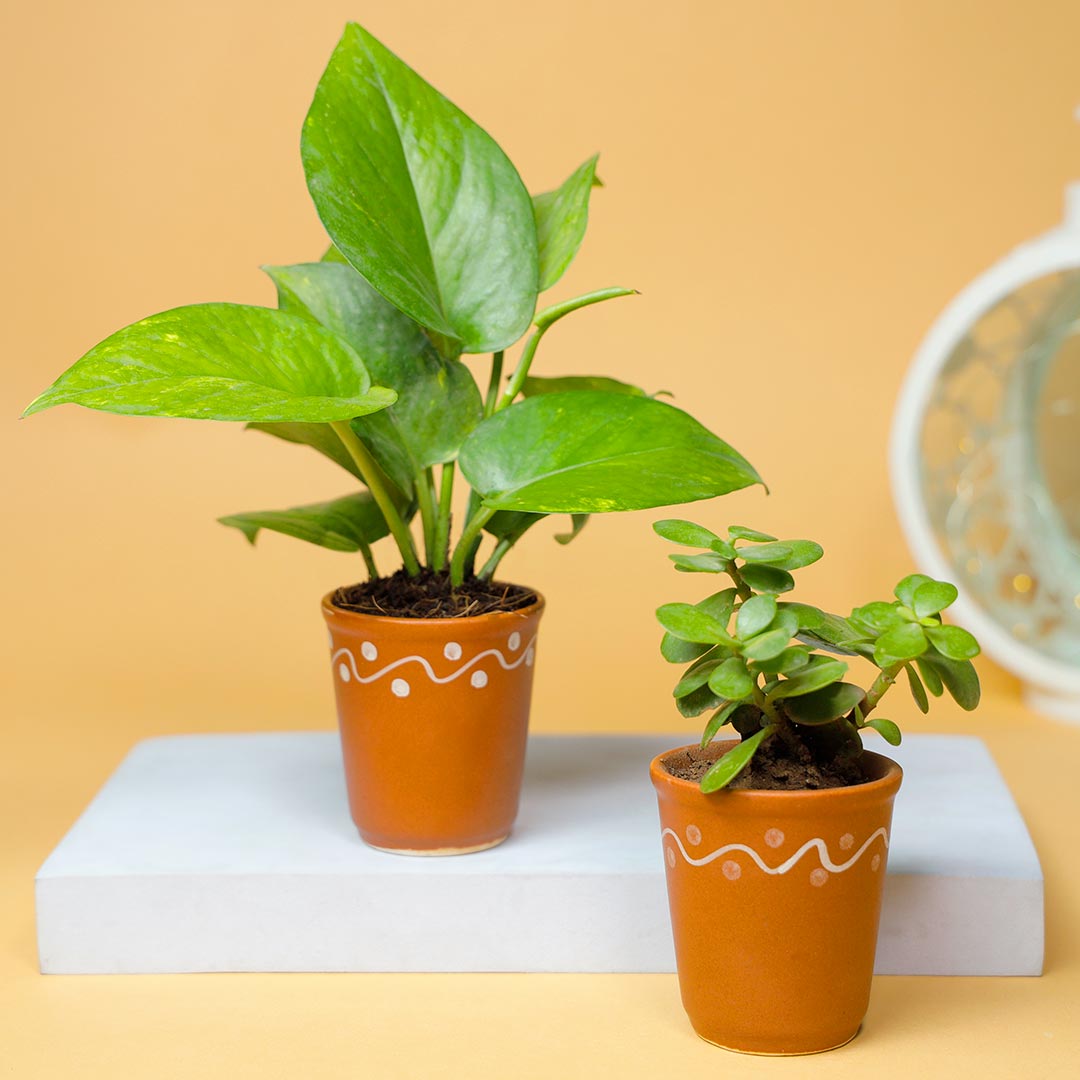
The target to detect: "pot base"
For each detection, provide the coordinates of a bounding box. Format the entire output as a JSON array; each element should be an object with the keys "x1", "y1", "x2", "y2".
[
  {"x1": 695, "y1": 1026, "x2": 860, "y2": 1056},
  {"x1": 364, "y1": 834, "x2": 510, "y2": 857}
]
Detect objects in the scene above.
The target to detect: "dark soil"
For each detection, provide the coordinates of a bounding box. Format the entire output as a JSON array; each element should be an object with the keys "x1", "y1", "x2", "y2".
[
  {"x1": 663, "y1": 734, "x2": 867, "y2": 791},
  {"x1": 332, "y1": 569, "x2": 538, "y2": 619}
]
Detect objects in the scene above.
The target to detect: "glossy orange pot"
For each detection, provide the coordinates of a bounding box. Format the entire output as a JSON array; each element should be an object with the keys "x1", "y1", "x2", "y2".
[
  {"x1": 650, "y1": 742, "x2": 902, "y2": 1055},
  {"x1": 323, "y1": 591, "x2": 544, "y2": 855}
]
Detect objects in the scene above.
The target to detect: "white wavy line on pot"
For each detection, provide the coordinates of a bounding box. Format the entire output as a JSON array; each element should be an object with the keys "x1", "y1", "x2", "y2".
[
  {"x1": 332, "y1": 635, "x2": 538, "y2": 686},
  {"x1": 661, "y1": 827, "x2": 889, "y2": 875}
]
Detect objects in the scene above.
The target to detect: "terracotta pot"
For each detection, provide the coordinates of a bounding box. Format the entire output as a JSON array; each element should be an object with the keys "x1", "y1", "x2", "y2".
[
  {"x1": 650, "y1": 742, "x2": 902, "y2": 1055},
  {"x1": 322, "y1": 591, "x2": 544, "y2": 855}
]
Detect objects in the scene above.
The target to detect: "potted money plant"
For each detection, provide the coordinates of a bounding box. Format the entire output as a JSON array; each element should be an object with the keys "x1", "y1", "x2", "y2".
[
  {"x1": 25, "y1": 25, "x2": 761, "y2": 855},
  {"x1": 648, "y1": 519, "x2": 982, "y2": 1054}
]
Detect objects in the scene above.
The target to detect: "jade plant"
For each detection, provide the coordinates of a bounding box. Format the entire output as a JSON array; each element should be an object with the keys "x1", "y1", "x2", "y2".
[
  {"x1": 23, "y1": 24, "x2": 761, "y2": 586},
  {"x1": 653, "y1": 519, "x2": 982, "y2": 791}
]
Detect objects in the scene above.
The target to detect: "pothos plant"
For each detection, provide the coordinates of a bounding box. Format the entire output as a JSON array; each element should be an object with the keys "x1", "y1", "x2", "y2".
[
  {"x1": 653, "y1": 519, "x2": 982, "y2": 792},
  {"x1": 23, "y1": 24, "x2": 761, "y2": 587}
]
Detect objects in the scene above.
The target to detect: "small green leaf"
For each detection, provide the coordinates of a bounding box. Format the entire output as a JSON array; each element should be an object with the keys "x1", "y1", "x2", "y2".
[
  {"x1": 874, "y1": 623, "x2": 929, "y2": 666},
  {"x1": 696, "y1": 588, "x2": 738, "y2": 624},
  {"x1": 913, "y1": 580, "x2": 959, "y2": 618},
  {"x1": 672, "y1": 655, "x2": 725, "y2": 698},
  {"x1": 906, "y1": 665, "x2": 930, "y2": 714},
  {"x1": 653, "y1": 519, "x2": 724, "y2": 548},
  {"x1": 533, "y1": 154, "x2": 600, "y2": 290},
  {"x1": 656, "y1": 603, "x2": 735, "y2": 644},
  {"x1": 920, "y1": 654, "x2": 981, "y2": 710},
  {"x1": 850, "y1": 601, "x2": 905, "y2": 636},
  {"x1": 784, "y1": 682, "x2": 865, "y2": 725},
  {"x1": 24, "y1": 304, "x2": 397, "y2": 423},
  {"x1": 708, "y1": 657, "x2": 756, "y2": 700},
  {"x1": 670, "y1": 552, "x2": 728, "y2": 574},
  {"x1": 700, "y1": 725, "x2": 777, "y2": 793},
  {"x1": 460, "y1": 392, "x2": 762, "y2": 513},
  {"x1": 738, "y1": 539, "x2": 823, "y2": 571},
  {"x1": 866, "y1": 718, "x2": 902, "y2": 746},
  {"x1": 728, "y1": 526, "x2": 777, "y2": 542},
  {"x1": 740, "y1": 627, "x2": 795, "y2": 662},
  {"x1": 915, "y1": 657, "x2": 944, "y2": 697},
  {"x1": 661, "y1": 633, "x2": 713, "y2": 664},
  {"x1": 894, "y1": 573, "x2": 934, "y2": 607},
  {"x1": 219, "y1": 492, "x2": 393, "y2": 553},
  {"x1": 751, "y1": 646, "x2": 810, "y2": 675},
  {"x1": 926, "y1": 625, "x2": 981, "y2": 661},
  {"x1": 554, "y1": 514, "x2": 589, "y2": 545},
  {"x1": 676, "y1": 684, "x2": 724, "y2": 718},
  {"x1": 700, "y1": 700, "x2": 742, "y2": 747},
  {"x1": 767, "y1": 659, "x2": 848, "y2": 700},
  {"x1": 739, "y1": 564, "x2": 795, "y2": 594},
  {"x1": 785, "y1": 604, "x2": 867, "y2": 655},
  {"x1": 736, "y1": 595, "x2": 777, "y2": 639},
  {"x1": 522, "y1": 374, "x2": 646, "y2": 398}
]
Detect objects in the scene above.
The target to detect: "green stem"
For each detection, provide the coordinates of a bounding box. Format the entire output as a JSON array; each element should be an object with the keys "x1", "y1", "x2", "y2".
[
  {"x1": 416, "y1": 467, "x2": 438, "y2": 567},
  {"x1": 862, "y1": 662, "x2": 903, "y2": 719},
  {"x1": 432, "y1": 462, "x2": 455, "y2": 574},
  {"x1": 477, "y1": 537, "x2": 512, "y2": 580},
  {"x1": 330, "y1": 421, "x2": 421, "y2": 577},
  {"x1": 449, "y1": 505, "x2": 496, "y2": 587},
  {"x1": 495, "y1": 330, "x2": 544, "y2": 412},
  {"x1": 484, "y1": 351, "x2": 504, "y2": 417},
  {"x1": 358, "y1": 541, "x2": 378, "y2": 579}
]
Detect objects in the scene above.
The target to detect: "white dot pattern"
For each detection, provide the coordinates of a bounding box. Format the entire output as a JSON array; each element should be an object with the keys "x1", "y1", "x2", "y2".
[
  {"x1": 508, "y1": 632, "x2": 521, "y2": 650},
  {"x1": 444, "y1": 642, "x2": 462, "y2": 661},
  {"x1": 338, "y1": 662, "x2": 351, "y2": 683},
  {"x1": 810, "y1": 868, "x2": 829, "y2": 887},
  {"x1": 765, "y1": 828, "x2": 784, "y2": 848},
  {"x1": 470, "y1": 670, "x2": 488, "y2": 689},
  {"x1": 361, "y1": 641, "x2": 378, "y2": 661},
  {"x1": 839, "y1": 833, "x2": 854, "y2": 851},
  {"x1": 722, "y1": 860, "x2": 741, "y2": 881},
  {"x1": 686, "y1": 825, "x2": 702, "y2": 846},
  {"x1": 391, "y1": 678, "x2": 410, "y2": 698}
]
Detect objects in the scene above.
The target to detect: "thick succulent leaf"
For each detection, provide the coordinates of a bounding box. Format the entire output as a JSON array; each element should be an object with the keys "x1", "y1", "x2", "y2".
[
  {"x1": 700, "y1": 725, "x2": 777, "y2": 793},
  {"x1": 728, "y1": 526, "x2": 777, "y2": 542},
  {"x1": 874, "y1": 623, "x2": 929, "y2": 666},
  {"x1": 921, "y1": 653, "x2": 981, "y2": 710},
  {"x1": 736, "y1": 595, "x2": 777, "y2": 639},
  {"x1": 850, "y1": 601, "x2": 905, "y2": 636},
  {"x1": 266, "y1": 262, "x2": 483, "y2": 474},
  {"x1": 913, "y1": 580, "x2": 959, "y2": 618},
  {"x1": 740, "y1": 627, "x2": 794, "y2": 662},
  {"x1": 661, "y1": 634, "x2": 714, "y2": 664},
  {"x1": 673, "y1": 656, "x2": 725, "y2": 698},
  {"x1": 784, "y1": 682, "x2": 865, "y2": 725},
  {"x1": 739, "y1": 564, "x2": 795, "y2": 594},
  {"x1": 670, "y1": 552, "x2": 728, "y2": 573},
  {"x1": 906, "y1": 664, "x2": 930, "y2": 714},
  {"x1": 654, "y1": 519, "x2": 735, "y2": 556},
  {"x1": 915, "y1": 656, "x2": 945, "y2": 697},
  {"x1": 522, "y1": 374, "x2": 646, "y2": 398},
  {"x1": 696, "y1": 588, "x2": 738, "y2": 625},
  {"x1": 866, "y1": 717, "x2": 903, "y2": 746},
  {"x1": 655, "y1": 603, "x2": 735, "y2": 645},
  {"x1": 737, "y1": 539, "x2": 823, "y2": 571},
  {"x1": 676, "y1": 683, "x2": 724, "y2": 718},
  {"x1": 895, "y1": 573, "x2": 934, "y2": 607},
  {"x1": 246, "y1": 421, "x2": 363, "y2": 479},
  {"x1": 767, "y1": 659, "x2": 848, "y2": 700},
  {"x1": 459, "y1": 391, "x2": 761, "y2": 513},
  {"x1": 785, "y1": 603, "x2": 867, "y2": 656},
  {"x1": 751, "y1": 646, "x2": 810, "y2": 676},
  {"x1": 708, "y1": 657, "x2": 756, "y2": 700},
  {"x1": 218, "y1": 492, "x2": 391, "y2": 552},
  {"x1": 700, "y1": 700, "x2": 743, "y2": 748},
  {"x1": 301, "y1": 23, "x2": 538, "y2": 353},
  {"x1": 926, "y1": 624, "x2": 980, "y2": 661},
  {"x1": 23, "y1": 304, "x2": 396, "y2": 422},
  {"x1": 533, "y1": 154, "x2": 600, "y2": 290}
]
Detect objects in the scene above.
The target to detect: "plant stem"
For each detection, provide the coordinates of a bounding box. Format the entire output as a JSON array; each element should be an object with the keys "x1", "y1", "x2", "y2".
[
  {"x1": 862, "y1": 662, "x2": 903, "y2": 719},
  {"x1": 449, "y1": 505, "x2": 496, "y2": 587},
  {"x1": 725, "y1": 560, "x2": 754, "y2": 602},
  {"x1": 415, "y1": 467, "x2": 438, "y2": 567},
  {"x1": 477, "y1": 537, "x2": 512, "y2": 580},
  {"x1": 330, "y1": 421, "x2": 421, "y2": 577},
  {"x1": 432, "y1": 462, "x2": 455, "y2": 574},
  {"x1": 358, "y1": 541, "x2": 378, "y2": 579},
  {"x1": 495, "y1": 330, "x2": 544, "y2": 412},
  {"x1": 484, "y1": 351, "x2": 504, "y2": 417}
]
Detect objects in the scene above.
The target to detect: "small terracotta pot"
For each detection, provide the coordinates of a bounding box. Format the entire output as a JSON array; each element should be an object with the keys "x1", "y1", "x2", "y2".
[
  {"x1": 322, "y1": 590, "x2": 544, "y2": 855},
  {"x1": 650, "y1": 742, "x2": 902, "y2": 1055}
]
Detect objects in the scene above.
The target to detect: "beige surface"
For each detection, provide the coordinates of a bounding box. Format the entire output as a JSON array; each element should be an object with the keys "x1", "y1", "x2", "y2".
[{"x1": 3, "y1": 1, "x2": 1080, "y2": 1075}]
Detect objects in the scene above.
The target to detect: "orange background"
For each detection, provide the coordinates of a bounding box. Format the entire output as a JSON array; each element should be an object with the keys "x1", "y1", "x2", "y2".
[{"x1": 3, "y1": 1, "x2": 1080, "y2": 1076}]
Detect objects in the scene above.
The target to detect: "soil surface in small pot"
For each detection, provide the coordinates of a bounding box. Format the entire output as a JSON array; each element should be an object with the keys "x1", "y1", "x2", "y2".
[
  {"x1": 332, "y1": 569, "x2": 538, "y2": 619},
  {"x1": 663, "y1": 737, "x2": 866, "y2": 790}
]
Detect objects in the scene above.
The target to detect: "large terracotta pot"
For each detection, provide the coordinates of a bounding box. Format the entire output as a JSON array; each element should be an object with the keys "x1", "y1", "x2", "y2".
[
  {"x1": 650, "y1": 742, "x2": 902, "y2": 1055},
  {"x1": 323, "y1": 591, "x2": 545, "y2": 855}
]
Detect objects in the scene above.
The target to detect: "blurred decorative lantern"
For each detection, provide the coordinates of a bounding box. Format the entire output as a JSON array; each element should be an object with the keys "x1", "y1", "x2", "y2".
[{"x1": 892, "y1": 182, "x2": 1080, "y2": 720}]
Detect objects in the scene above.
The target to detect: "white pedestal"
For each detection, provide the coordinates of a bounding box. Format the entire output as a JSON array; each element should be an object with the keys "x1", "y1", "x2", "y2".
[{"x1": 36, "y1": 732, "x2": 1043, "y2": 976}]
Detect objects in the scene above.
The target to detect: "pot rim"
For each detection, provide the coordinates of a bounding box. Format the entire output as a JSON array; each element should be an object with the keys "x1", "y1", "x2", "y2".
[
  {"x1": 321, "y1": 586, "x2": 545, "y2": 627},
  {"x1": 649, "y1": 741, "x2": 902, "y2": 802}
]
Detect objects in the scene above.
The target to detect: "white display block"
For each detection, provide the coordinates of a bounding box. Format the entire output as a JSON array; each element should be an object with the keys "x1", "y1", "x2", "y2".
[{"x1": 36, "y1": 733, "x2": 1043, "y2": 976}]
